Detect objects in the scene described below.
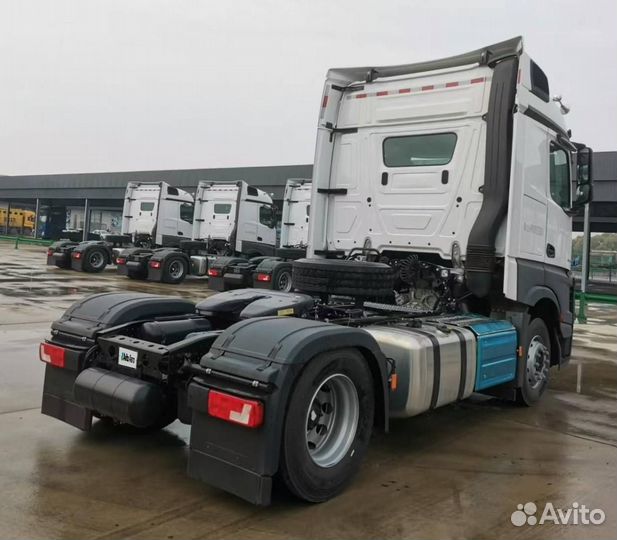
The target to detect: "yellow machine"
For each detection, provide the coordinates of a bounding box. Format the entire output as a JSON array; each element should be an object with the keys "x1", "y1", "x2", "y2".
[{"x1": 0, "y1": 208, "x2": 36, "y2": 232}]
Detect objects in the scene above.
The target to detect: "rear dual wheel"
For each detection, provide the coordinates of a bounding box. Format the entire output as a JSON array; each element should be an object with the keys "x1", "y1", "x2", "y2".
[
  {"x1": 82, "y1": 248, "x2": 107, "y2": 273},
  {"x1": 162, "y1": 257, "x2": 188, "y2": 284},
  {"x1": 280, "y1": 349, "x2": 374, "y2": 502}
]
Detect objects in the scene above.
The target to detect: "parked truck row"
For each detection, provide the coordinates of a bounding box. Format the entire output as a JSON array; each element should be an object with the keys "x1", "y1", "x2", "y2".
[
  {"x1": 47, "y1": 179, "x2": 311, "y2": 289},
  {"x1": 39, "y1": 37, "x2": 592, "y2": 506}
]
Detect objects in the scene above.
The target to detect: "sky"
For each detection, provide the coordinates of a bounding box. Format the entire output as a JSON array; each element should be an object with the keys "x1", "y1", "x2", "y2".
[{"x1": 0, "y1": 0, "x2": 616, "y2": 176}]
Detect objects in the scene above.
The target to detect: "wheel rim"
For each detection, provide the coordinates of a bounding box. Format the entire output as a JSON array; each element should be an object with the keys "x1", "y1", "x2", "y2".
[
  {"x1": 89, "y1": 252, "x2": 104, "y2": 268},
  {"x1": 169, "y1": 260, "x2": 184, "y2": 279},
  {"x1": 305, "y1": 373, "x2": 359, "y2": 468},
  {"x1": 277, "y1": 271, "x2": 292, "y2": 292},
  {"x1": 526, "y1": 335, "x2": 550, "y2": 390}
]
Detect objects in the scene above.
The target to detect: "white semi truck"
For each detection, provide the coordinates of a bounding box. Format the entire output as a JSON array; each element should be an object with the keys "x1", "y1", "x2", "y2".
[
  {"x1": 46, "y1": 181, "x2": 194, "y2": 272},
  {"x1": 39, "y1": 37, "x2": 592, "y2": 506},
  {"x1": 120, "y1": 180, "x2": 278, "y2": 283},
  {"x1": 208, "y1": 178, "x2": 312, "y2": 292}
]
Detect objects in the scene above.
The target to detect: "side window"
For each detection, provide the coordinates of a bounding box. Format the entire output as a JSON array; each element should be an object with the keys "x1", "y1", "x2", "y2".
[
  {"x1": 180, "y1": 203, "x2": 194, "y2": 223},
  {"x1": 167, "y1": 186, "x2": 179, "y2": 196},
  {"x1": 247, "y1": 186, "x2": 258, "y2": 197},
  {"x1": 530, "y1": 60, "x2": 550, "y2": 103},
  {"x1": 549, "y1": 143, "x2": 571, "y2": 209},
  {"x1": 140, "y1": 202, "x2": 155, "y2": 212},
  {"x1": 383, "y1": 133, "x2": 457, "y2": 167},
  {"x1": 259, "y1": 205, "x2": 274, "y2": 228}
]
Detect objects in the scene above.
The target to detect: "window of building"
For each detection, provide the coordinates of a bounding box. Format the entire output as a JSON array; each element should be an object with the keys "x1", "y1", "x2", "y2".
[{"x1": 383, "y1": 133, "x2": 457, "y2": 167}]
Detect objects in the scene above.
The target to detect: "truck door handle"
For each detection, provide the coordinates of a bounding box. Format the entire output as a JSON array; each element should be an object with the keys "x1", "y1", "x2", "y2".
[
  {"x1": 546, "y1": 243, "x2": 555, "y2": 258},
  {"x1": 178, "y1": 231, "x2": 184, "y2": 236},
  {"x1": 257, "y1": 236, "x2": 262, "y2": 241},
  {"x1": 441, "y1": 170, "x2": 449, "y2": 184},
  {"x1": 381, "y1": 172, "x2": 388, "y2": 186}
]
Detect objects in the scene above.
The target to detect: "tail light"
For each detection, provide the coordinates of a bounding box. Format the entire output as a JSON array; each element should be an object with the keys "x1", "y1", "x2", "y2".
[
  {"x1": 116, "y1": 257, "x2": 126, "y2": 265},
  {"x1": 39, "y1": 342, "x2": 66, "y2": 368},
  {"x1": 208, "y1": 390, "x2": 264, "y2": 428},
  {"x1": 47, "y1": 248, "x2": 54, "y2": 256},
  {"x1": 256, "y1": 273, "x2": 271, "y2": 282},
  {"x1": 149, "y1": 260, "x2": 161, "y2": 269},
  {"x1": 207, "y1": 268, "x2": 221, "y2": 277},
  {"x1": 72, "y1": 252, "x2": 81, "y2": 259}
]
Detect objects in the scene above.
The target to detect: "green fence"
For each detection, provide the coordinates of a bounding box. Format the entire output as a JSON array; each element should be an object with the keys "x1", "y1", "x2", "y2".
[{"x1": 0, "y1": 235, "x2": 53, "y2": 248}]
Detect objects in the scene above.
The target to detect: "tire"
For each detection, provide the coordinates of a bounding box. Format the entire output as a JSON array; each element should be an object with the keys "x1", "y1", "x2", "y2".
[
  {"x1": 82, "y1": 248, "x2": 108, "y2": 273},
  {"x1": 517, "y1": 318, "x2": 551, "y2": 406},
  {"x1": 280, "y1": 348, "x2": 374, "y2": 502},
  {"x1": 292, "y1": 258, "x2": 394, "y2": 298},
  {"x1": 162, "y1": 256, "x2": 188, "y2": 284},
  {"x1": 272, "y1": 266, "x2": 293, "y2": 292}
]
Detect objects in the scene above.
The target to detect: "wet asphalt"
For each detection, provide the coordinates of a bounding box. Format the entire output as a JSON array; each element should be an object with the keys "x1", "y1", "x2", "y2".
[{"x1": 0, "y1": 243, "x2": 615, "y2": 540}]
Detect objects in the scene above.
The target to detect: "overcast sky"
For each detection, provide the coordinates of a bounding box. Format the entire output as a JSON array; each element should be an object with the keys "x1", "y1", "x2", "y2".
[{"x1": 1, "y1": 0, "x2": 615, "y2": 176}]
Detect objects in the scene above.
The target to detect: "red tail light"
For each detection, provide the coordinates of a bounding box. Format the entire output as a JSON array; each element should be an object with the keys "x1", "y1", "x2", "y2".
[
  {"x1": 256, "y1": 273, "x2": 271, "y2": 282},
  {"x1": 149, "y1": 260, "x2": 161, "y2": 269},
  {"x1": 72, "y1": 252, "x2": 81, "y2": 259},
  {"x1": 39, "y1": 342, "x2": 66, "y2": 368},
  {"x1": 116, "y1": 257, "x2": 126, "y2": 265},
  {"x1": 47, "y1": 248, "x2": 54, "y2": 256},
  {"x1": 207, "y1": 268, "x2": 221, "y2": 277},
  {"x1": 208, "y1": 390, "x2": 264, "y2": 428}
]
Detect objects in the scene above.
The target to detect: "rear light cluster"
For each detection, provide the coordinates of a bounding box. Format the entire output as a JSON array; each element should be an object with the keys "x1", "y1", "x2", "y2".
[
  {"x1": 208, "y1": 390, "x2": 264, "y2": 428},
  {"x1": 115, "y1": 257, "x2": 126, "y2": 265},
  {"x1": 207, "y1": 268, "x2": 221, "y2": 277},
  {"x1": 39, "y1": 342, "x2": 66, "y2": 368},
  {"x1": 72, "y1": 252, "x2": 81, "y2": 259},
  {"x1": 256, "y1": 273, "x2": 271, "y2": 282},
  {"x1": 149, "y1": 260, "x2": 161, "y2": 269}
]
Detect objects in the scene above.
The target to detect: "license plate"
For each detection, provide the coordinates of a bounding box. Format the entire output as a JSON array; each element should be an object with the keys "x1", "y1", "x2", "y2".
[
  {"x1": 233, "y1": 267, "x2": 242, "y2": 274},
  {"x1": 118, "y1": 347, "x2": 138, "y2": 369}
]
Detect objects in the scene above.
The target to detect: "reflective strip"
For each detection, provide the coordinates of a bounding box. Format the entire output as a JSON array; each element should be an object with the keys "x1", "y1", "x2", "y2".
[{"x1": 347, "y1": 76, "x2": 489, "y2": 99}]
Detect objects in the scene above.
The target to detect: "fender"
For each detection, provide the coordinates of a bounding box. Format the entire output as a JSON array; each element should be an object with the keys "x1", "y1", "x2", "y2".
[
  {"x1": 187, "y1": 316, "x2": 390, "y2": 505},
  {"x1": 522, "y1": 285, "x2": 559, "y2": 310},
  {"x1": 147, "y1": 248, "x2": 189, "y2": 282},
  {"x1": 70, "y1": 241, "x2": 112, "y2": 271}
]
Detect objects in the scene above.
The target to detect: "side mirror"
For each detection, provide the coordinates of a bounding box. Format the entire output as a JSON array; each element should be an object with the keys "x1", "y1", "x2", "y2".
[{"x1": 572, "y1": 146, "x2": 593, "y2": 209}]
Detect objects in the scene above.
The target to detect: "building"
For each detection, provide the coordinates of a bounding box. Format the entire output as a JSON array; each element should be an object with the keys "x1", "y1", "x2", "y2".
[{"x1": 0, "y1": 164, "x2": 312, "y2": 239}]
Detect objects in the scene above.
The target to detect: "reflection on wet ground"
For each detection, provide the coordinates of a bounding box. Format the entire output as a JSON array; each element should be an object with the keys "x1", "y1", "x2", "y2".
[{"x1": 0, "y1": 244, "x2": 615, "y2": 539}]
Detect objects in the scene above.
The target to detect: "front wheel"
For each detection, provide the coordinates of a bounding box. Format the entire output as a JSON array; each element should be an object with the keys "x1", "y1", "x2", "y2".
[
  {"x1": 517, "y1": 317, "x2": 551, "y2": 406},
  {"x1": 279, "y1": 348, "x2": 374, "y2": 502}
]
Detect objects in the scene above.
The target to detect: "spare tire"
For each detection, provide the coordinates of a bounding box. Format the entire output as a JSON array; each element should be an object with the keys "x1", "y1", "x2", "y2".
[{"x1": 292, "y1": 258, "x2": 394, "y2": 298}]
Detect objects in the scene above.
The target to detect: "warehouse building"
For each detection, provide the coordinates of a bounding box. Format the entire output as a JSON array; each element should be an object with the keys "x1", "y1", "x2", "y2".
[
  {"x1": 0, "y1": 164, "x2": 312, "y2": 240},
  {"x1": 0, "y1": 153, "x2": 615, "y2": 240}
]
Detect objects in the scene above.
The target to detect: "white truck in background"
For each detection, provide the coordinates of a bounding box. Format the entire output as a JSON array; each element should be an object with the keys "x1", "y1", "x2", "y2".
[
  {"x1": 208, "y1": 178, "x2": 311, "y2": 292},
  {"x1": 47, "y1": 182, "x2": 194, "y2": 273},
  {"x1": 125, "y1": 180, "x2": 278, "y2": 284}
]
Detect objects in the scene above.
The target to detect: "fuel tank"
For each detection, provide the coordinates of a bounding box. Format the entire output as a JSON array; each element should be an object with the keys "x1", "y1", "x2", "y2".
[{"x1": 365, "y1": 321, "x2": 476, "y2": 418}]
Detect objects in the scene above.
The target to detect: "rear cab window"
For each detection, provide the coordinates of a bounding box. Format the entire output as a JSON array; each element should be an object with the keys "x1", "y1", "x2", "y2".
[
  {"x1": 383, "y1": 133, "x2": 457, "y2": 167},
  {"x1": 140, "y1": 202, "x2": 155, "y2": 212},
  {"x1": 214, "y1": 203, "x2": 232, "y2": 214}
]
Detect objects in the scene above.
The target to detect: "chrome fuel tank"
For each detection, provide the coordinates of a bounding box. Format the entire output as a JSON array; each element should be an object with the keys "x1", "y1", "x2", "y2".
[{"x1": 365, "y1": 321, "x2": 476, "y2": 418}]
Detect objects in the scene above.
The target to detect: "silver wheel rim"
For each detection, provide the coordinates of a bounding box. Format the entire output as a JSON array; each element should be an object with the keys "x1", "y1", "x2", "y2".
[
  {"x1": 277, "y1": 271, "x2": 292, "y2": 292},
  {"x1": 89, "y1": 252, "x2": 104, "y2": 268},
  {"x1": 169, "y1": 260, "x2": 184, "y2": 279},
  {"x1": 305, "y1": 373, "x2": 359, "y2": 468},
  {"x1": 526, "y1": 335, "x2": 549, "y2": 390}
]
